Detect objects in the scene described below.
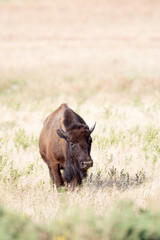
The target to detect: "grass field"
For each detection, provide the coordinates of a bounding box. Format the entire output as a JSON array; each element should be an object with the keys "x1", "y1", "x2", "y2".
[{"x1": 0, "y1": 0, "x2": 160, "y2": 239}]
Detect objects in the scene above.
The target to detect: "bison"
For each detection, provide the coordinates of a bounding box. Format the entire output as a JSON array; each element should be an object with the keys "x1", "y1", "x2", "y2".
[{"x1": 39, "y1": 103, "x2": 96, "y2": 189}]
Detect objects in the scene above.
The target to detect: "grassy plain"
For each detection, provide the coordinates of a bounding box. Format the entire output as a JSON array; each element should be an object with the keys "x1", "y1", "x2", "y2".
[{"x1": 0, "y1": 0, "x2": 160, "y2": 238}]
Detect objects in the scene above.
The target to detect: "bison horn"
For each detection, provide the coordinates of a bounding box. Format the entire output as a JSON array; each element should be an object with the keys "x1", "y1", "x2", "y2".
[
  {"x1": 57, "y1": 127, "x2": 68, "y2": 140},
  {"x1": 90, "y1": 122, "x2": 96, "y2": 133}
]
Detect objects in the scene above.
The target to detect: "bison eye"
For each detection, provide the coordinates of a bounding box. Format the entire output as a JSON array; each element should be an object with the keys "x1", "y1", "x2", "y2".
[{"x1": 70, "y1": 143, "x2": 75, "y2": 148}]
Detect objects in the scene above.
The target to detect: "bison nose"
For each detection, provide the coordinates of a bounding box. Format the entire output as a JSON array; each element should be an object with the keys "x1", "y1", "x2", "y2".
[{"x1": 80, "y1": 159, "x2": 93, "y2": 170}]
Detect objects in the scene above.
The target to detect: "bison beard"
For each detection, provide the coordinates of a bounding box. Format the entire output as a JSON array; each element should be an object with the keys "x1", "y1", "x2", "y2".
[
  {"x1": 39, "y1": 103, "x2": 95, "y2": 190},
  {"x1": 63, "y1": 149, "x2": 87, "y2": 186}
]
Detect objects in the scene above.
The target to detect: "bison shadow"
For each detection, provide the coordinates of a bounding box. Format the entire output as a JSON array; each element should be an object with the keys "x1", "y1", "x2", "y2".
[{"x1": 84, "y1": 166, "x2": 146, "y2": 191}]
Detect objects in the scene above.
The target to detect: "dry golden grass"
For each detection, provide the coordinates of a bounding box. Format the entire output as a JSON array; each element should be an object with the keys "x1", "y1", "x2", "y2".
[{"x1": 0, "y1": 0, "x2": 160, "y2": 225}]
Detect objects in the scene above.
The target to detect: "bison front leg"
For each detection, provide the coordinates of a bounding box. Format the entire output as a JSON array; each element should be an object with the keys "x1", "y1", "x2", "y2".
[{"x1": 51, "y1": 164, "x2": 64, "y2": 188}]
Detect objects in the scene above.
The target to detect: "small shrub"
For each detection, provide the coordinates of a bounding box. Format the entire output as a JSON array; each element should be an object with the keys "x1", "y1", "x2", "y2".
[
  {"x1": 0, "y1": 154, "x2": 8, "y2": 174},
  {"x1": 26, "y1": 163, "x2": 34, "y2": 175},
  {"x1": 86, "y1": 167, "x2": 146, "y2": 190},
  {"x1": 93, "y1": 135, "x2": 108, "y2": 149},
  {"x1": 0, "y1": 154, "x2": 9, "y2": 181},
  {"x1": 143, "y1": 126, "x2": 160, "y2": 154},
  {"x1": 13, "y1": 128, "x2": 37, "y2": 149},
  {"x1": 9, "y1": 165, "x2": 21, "y2": 182},
  {"x1": 14, "y1": 128, "x2": 30, "y2": 149}
]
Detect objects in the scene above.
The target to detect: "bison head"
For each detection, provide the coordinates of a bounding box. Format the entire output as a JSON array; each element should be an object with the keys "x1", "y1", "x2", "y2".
[{"x1": 57, "y1": 123, "x2": 96, "y2": 171}]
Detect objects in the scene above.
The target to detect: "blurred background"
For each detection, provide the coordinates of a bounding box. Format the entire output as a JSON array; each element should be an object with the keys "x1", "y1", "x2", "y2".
[{"x1": 0, "y1": 0, "x2": 160, "y2": 110}]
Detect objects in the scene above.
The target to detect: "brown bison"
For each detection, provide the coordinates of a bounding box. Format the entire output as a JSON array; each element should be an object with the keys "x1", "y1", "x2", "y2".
[{"x1": 39, "y1": 103, "x2": 96, "y2": 189}]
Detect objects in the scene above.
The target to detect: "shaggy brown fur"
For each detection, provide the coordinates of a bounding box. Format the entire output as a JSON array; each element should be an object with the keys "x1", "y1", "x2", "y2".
[{"x1": 39, "y1": 103, "x2": 95, "y2": 189}]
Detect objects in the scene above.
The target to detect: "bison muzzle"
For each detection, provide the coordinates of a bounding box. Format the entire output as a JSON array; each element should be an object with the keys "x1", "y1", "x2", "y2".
[{"x1": 39, "y1": 103, "x2": 96, "y2": 189}]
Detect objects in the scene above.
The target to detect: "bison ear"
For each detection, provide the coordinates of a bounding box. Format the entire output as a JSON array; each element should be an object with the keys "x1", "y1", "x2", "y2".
[
  {"x1": 57, "y1": 127, "x2": 68, "y2": 140},
  {"x1": 90, "y1": 122, "x2": 96, "y2": 134}
]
